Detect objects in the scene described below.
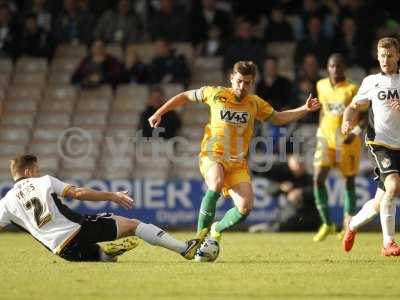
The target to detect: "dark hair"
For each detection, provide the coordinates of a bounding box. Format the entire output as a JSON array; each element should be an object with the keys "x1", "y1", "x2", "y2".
[
  {"x1": 327, "y1": 53, "x2": 346, "y2": 66},
  {"x1": 10, "y1": 155, "x2": 38, "y2": 178},
  {"x1": 232, "y1": 61, "x2": 258, "y2": 77}
]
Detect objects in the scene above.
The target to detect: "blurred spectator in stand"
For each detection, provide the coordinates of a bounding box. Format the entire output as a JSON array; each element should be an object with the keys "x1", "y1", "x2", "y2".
[
  {"x1": 292, "y1": 0, "x2": 335, "y2": 41},
  {"x1": 149, "y1": 0, "x2": 189, "y2": 42},
  {"x1": 256, "y1": 56, "x2": 293, "y2": 153},
  {"x1": 256, "y1": 56, "x2": 293, "y2": 111},
  {"x1": 95, "y1": 0, "x2": 142, "y2": 45},
  {"x1": 71, "y1": 39, "x2": 126, "y2": 89},
  {"x1": 293, "y1": 53, "x2": 321, "y2": 124},
  {"x1": 19, "y1": 13, "x2": 55, "y2": 60},
  {"x1": 196, "y1": 25, "x2": 225, "y2": 57},
  {"x1": 337, "y1": 0, "x2": 383, "y2": 46},
  {"x1": 190, "y1": 0, "x2": 232, "y2": 46},
  {"x1": 139, "y1": 85, "x2": 182, "y2": 139},
  {"x1": 125, "y1": 50, "x2": 148, "y2": 84},
  {"x1": 294, "y1": 15, "x2": 332, "y2": 67},
  {"x1": 223, "y1": 18, "x2": 265, "y2": 76},
  {"x1": 0, "y1": 3, "x2": 18, "y2": 59},
  {"x1": 249, "y1": 154, "x2": 319, "y2": 232},
  {"x1": 147, "y1": 38, "x2": 191, "y2": 88},
  {"x1": 332, "y1": 16, "x2": 370, "y2": 72},
  {"x1": 23, "y1": 0, "x2": 52, "y2": 33},
  {"x1": 263, "y1": 4, "x2": 294, "y2": 43},
  {"x1": 54, "y1": 0, "x2": 95, "y2": 45}
]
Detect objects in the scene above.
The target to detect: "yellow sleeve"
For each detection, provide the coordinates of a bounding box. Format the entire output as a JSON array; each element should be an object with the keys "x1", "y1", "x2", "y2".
[
  {"x1": 255, "y1": 96, "x2": 275, "y2": 121},
  {"x1": 191, "y1": 86, "x2": 215, "y2": 105}
]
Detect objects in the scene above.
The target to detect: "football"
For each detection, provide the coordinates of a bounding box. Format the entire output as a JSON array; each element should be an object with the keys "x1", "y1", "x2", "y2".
[{"x1": 195, "y1": 237, "x2": 220, "y2": 262}]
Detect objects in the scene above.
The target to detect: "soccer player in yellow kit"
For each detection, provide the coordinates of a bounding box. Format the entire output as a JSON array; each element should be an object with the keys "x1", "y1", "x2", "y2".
[
  {"x1": 312, "y1": 53, "x2": 362, "y2": 242},
  {"x1": 148, "y1": 61, "x2": 320, "y2": 247}
]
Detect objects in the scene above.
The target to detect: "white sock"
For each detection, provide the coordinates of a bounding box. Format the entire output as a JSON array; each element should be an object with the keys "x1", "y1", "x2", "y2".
[
  {"x1": 349, "y1": 199, "x2": 378, "y2": 231},
  {"x1": 380, "y1": 194, "x2": 396, "y2": 247},
  {"x1": 135, "y1": 222, "x2": 187, "y2": 253}
]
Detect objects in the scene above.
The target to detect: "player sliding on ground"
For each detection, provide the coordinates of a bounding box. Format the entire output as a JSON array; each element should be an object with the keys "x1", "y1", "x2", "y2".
[
  {"x1": 312, "y1": 53, "x2": 363, "y2": 242},
  {"x1": 0, "y1": 155, "x2": 203, "y2": 262},
  {"x1": 341, "y1": 37, "x2": 400, "y2": 256},
  {"x1": 148, "y1": 61, "x2": 320, "y2": 260}
]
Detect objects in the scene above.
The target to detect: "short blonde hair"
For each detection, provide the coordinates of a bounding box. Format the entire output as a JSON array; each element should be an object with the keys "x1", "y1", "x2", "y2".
[
  {"x1": 377, "y1": 37, "x2": 400, "y2": 51},
  {"x1": 10, "y1": 155, "x2": 37, "y2": 178}
]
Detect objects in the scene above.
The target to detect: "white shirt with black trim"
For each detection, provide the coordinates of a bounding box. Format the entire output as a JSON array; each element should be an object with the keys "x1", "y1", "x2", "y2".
[
  {"x1": 353, "y1": 72, "x2": 400, "y2": 149},
  {"x1": 0, "y1": 176, "x2": 81, "y2": 253}
]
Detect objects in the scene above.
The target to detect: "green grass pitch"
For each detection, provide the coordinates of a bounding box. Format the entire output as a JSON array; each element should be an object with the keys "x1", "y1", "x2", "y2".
[{"x1": 1, "y1": 231, "x2": 400, "y2": 300}]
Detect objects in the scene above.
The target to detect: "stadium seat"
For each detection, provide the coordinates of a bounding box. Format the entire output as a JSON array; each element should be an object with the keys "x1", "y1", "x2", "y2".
[
  {"x1": 32, "y1": 127, "x2": 66, "y2": 142},
  {"x1": 3, "y1": 98, "x2": 39, "y2": 113},
  {"x1": 163, "y1": 83, "x2": 184, "y2": 99},
  {"x1": 173, "y1": 42, "x2": 195, "y2": 65},
  {"x1": 0, "y1": 58, "x2": 13, "y2": 72},
  {"x1": 15, "y1": 57, "x2": 48, "y2": 72},
  {"x1": 61, "y1": 155, "x2": 97, "y2": 170},
  {"x1": 112, "y1": 96, "x2": 146, "y2": 113},
  {"x1": 0, "y1": 72, "x2": 10, "y2": 87},
  {"x1": 37, "y1": 156, "x2": 59, "y2": 173},
  {"x1": 47, "y1": 72, "x2": 73, "y2": 86},
  {"x1": 109, "y1": 112, "x2": 139, "y2": 127},
  {"x1": 116, "y1": 84, "x2": 148, "y2": 100},
  {"x1": 13, "y1": 72, "x2": 47, "y2": 86},
  {"x1": 76, "y1": 98, "x2": 110, "y2": 113},
  {"x1": 182, "y1": 110, "x2": 209, "y2": 125},
  {"x1": 126, "y1": 43, "x2": 153, "y2": 63},
  {"x1": 29, "y1": 142, "x2": 59, "y2": 156},
  {"x1": 192, "y1": 57, "x2": 224, "y2": 84},
  {"x1": 73, "y1": 113, "x2": 108, "y2": 128},
  {"x1": 58, "y1": 169, "x2": 93, "y2": 180},
  {"x1": 45, "y1": 85, "x2": 78, "y2": 101},
  {"x1": 0, "y1": 143, "x2": 26, "y2": 156},
  {"x1": 80, "y1": 85, "x2": 113, "y2": 99},
  {"x1": 7, "y1": 86, "x2": 42, "y2": 101},
  {"x1": 40, "y1": 99, "x2": 75, "y2": 113},
  {"x1": 36, "y1": 113, "x2": 71, "y2": 127},
  {"x1": 55, "y1": 44, "x2": 87, "y2": 58},
  {"x1": 0, "y1": 128, "x2": 30, "y2": 143},
  {"x1": 51, "y1": 57, "x2": 81, "y2": 73},
  {"x1": 180, "y1": 126, "x2": 204, "y2": 140},
  {"x1": 0, "y1": 113, "x2": 35, "y2": 128}
]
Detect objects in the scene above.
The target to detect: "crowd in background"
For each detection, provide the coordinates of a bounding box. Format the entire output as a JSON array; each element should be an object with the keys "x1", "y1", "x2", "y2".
[{"x1": 1, "y1": 0, "x2": 399, "y2": 231}]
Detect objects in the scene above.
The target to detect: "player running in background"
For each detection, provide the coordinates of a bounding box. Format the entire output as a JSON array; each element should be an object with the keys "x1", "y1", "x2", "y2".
[
  {"x1": 148, "y1": 61, "x2": 320, "y2": 256},
  {"x1": 0, "y1": 155, "x2": 202, "y2": 262},
  {"x1": 312, "y1": 53, "x2": 362, "y2": 242},
  {"x1": 342, "y1": 37, "x2": 400, "y2": 256}
]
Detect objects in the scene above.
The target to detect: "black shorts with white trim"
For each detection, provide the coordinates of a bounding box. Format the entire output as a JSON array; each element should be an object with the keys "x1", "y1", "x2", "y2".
[
  {"x1": 367, "y1": 144, "x2": 400, "y2": 190},
  {"x1": 59, "y1": 213, "x2": 117, "y2": 262}
]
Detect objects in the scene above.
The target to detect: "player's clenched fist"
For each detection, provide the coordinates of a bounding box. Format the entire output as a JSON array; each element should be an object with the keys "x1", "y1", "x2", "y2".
[
  {"x1": 304, "y1": 94, "x2": 321, "y2": 112},
  {"x1": 148, "y1": 114, "x2": 162, "y2": 128}
]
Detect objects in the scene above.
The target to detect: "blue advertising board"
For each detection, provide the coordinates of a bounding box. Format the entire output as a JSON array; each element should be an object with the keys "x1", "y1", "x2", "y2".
[{"x1": 0, "y1": 175, "x2": 379, "y2": 228}]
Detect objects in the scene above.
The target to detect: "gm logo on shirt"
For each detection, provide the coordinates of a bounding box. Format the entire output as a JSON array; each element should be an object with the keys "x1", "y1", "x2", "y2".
[
  {"x1": 220, "y1": 109, "x2": 249, "y2": 124},
  {"x1": 377, "y1": 89, "x2": 400, "y2": 100}
]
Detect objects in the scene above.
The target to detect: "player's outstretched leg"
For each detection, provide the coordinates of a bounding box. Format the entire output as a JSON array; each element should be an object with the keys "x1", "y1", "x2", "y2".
[
  {"x1": 338, "y1": 177, "x2": 357, "y2": 240},
  {"x1": 114, "y1": 216, "x2": 204, "y2": 260},
  {"x1": 343, "y1": 196, "x2": 381, "y2": 252}
]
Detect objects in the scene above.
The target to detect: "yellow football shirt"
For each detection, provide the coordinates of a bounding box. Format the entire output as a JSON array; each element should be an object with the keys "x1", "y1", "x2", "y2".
[
  {"x1": 193, "y1": 86, "x2": 275, "y2": 160},
  {"x1": 316, "y1": 78, "x2": 358, "y2": 148}
]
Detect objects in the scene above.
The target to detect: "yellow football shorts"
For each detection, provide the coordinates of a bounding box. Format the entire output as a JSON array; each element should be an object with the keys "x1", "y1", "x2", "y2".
[
  {"x1": 199, "y1": 153, "x2": 251, "y2": 197},
  {"x1": 314, "y1": 135, "x2": 361, "y2": 177}
]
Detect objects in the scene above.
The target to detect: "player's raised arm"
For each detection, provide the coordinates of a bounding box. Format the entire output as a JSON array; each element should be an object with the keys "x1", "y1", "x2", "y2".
[
  {"x1": 341, "y1": 100, "x2": 370, "y2": 135},
  {"x1": 64, "y1": 187, "x2": 134, "y2": 210},
  {"x1": 269, "y1": 94, "x2": 321, "y2": 126},
  {"x1": 148, "y1": 91, "x2": 195, "y2": 128}
]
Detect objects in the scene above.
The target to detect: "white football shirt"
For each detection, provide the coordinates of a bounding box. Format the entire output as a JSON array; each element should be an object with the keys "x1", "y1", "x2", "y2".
[
  {"x1": 0, "y1": 176, "x2": 82, "y2": 253},
  {"x1": 353, "y1": 72, "x2": 400, "y2": 149}
]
